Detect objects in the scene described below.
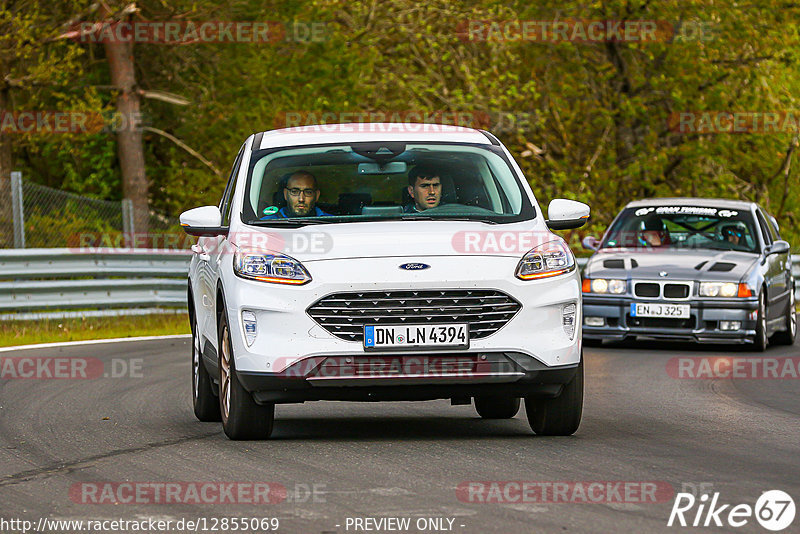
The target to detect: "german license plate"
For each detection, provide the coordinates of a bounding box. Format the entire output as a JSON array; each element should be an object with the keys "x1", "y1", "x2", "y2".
[
  {"x1": 364, "y1": 324, "x2": 469, "y2": 350},
  {"x1": 630, "y1": 303, "x2": 691, "y2": 318}
]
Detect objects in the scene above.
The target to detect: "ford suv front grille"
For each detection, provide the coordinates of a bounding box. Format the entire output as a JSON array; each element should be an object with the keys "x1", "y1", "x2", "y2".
[{"x1": 307, "y1": 289, "x2": 522, "y2": 342}]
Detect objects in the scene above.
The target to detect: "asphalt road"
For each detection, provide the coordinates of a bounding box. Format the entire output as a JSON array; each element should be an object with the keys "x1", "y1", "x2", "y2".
[{"x1": 0, "y1": 337, "x2": 798, "y2": 534}]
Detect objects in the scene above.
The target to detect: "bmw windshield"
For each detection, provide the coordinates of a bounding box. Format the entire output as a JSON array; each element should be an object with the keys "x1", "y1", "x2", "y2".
[
  {"x1": 240, "y1": 143, "x2": 536, "y2": 225},
  {"x1": 601, "y1": 205, "x2": 759, "y2": 253}
]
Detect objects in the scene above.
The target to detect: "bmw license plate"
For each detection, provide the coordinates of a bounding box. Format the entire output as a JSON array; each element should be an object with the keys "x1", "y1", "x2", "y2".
[
  {"x1": 630, "y1": 303, "x2": 691, "y2": 319},
  {"x1": 364, "y1": 324, "x2": 469, "y2": 350}
]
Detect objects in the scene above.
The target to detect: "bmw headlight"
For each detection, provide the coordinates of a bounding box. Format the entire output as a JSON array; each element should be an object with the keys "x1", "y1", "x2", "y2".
[
  {"x1": 582, "y1": 278, "x2": 627, "y2": 294},
  {"x1": 700, "y1": 282, "x2": 742, "y2": 298},
  {"x1": 515, "y1": 240, "x2": 576, "y2": 280},
  {"x1": 233, "y1": 249, "x2": 311, "y2": 285}
]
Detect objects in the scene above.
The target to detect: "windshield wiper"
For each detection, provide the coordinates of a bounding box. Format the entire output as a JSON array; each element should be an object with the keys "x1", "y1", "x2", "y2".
[
  {"x1": 247, "y1": 218, "x2": 332, "y2": 227},
  {"x1": 400, "y1": 215, "x2": 499, "y2": 224}
]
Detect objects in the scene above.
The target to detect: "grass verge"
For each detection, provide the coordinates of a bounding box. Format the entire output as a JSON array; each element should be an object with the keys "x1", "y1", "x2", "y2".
[{"x1": 0, "y1": 313, "x2": 190, "y2": 348}]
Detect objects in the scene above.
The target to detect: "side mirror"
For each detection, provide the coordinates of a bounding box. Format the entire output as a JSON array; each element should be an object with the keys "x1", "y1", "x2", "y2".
[
  {"x1": 546, "y1": 199, "x2": 590, "y2": 230},
  {"x1": 179, "y1": 206, "x2": 228, "y2": 237},
  {"x1": 582, "y1": 236, "x2": 600, "y2": 251},
  {"x1": 767, "y1": 240, "x2": 790, "y2": 256}
]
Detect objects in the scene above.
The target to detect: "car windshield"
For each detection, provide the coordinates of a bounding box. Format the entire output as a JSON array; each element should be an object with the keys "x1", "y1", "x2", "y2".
[
  {"x1": 240, "y1": 143, "x2": 535, "y2": 225},
  {"x1": 601, "y1": 205, "x2": 759, "y2": 253}
]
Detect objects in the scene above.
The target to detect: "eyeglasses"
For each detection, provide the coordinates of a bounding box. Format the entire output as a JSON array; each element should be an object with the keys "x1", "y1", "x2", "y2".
[
  {"x1": 723, "y1": 229, "x2": 743, "y2": 238},
  {"x1": 286, "y1": 187, "x2": 317, "y2": 198}
]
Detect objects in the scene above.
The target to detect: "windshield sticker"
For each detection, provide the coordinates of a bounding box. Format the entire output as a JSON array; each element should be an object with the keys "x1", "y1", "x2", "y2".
[
  {"x1": 634, "y1": 206, "x2": 737, "y2": 217},
  {"x1": 262, "y1": 206, "x2": 279, "y2": 215}
]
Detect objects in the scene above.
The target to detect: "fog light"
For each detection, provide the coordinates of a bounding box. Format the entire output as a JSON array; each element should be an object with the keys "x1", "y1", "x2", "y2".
[
  {"x1": 585, "y1": 316, "x2": 605, "y2": 327},
  {"x1": 242, "y1": 310, "x2": 257, "y2": 346},
  {"x1": 563, "y1": 303, "x2": 577, "y2": 339},
  {"x1": 719, "y1": 321, "x2": 741, "y2": 331}
]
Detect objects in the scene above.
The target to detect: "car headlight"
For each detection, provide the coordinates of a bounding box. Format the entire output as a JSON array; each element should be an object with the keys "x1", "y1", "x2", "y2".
[
  {"x1": 582, "y1": 278, "x2": 627, "y2": 294},
  {"x1": 233, "y1": 249, "x2": 311, "y2": 285},
  {"x1": 700, "y1": 282, "x2": 749, "y2": 298},
  {"x1": 515, "y1": 240, "x2": 576, "y2": 280}
]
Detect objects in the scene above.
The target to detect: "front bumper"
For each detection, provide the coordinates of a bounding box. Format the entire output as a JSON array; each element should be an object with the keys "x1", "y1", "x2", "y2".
[
  {"x1": 582, "y1": 295, "x2": 759, "y2": 343},
  {"x1": 237, "y1": 352, "x2": 579, "y2": 403}
]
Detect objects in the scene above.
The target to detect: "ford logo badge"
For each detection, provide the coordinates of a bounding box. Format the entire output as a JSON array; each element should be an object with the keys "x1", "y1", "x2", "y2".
[{"x1": 399, "y1": 263, "x2": 430, "y2": 271}]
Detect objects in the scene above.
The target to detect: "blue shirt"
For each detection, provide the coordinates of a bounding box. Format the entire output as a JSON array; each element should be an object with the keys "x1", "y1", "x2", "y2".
[{"x1": 260, "y1": 206, "x2": 331, "y2": 220}]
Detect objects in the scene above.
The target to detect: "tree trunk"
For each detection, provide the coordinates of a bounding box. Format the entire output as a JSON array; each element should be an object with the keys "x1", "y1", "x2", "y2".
[
  {"x1": 103, "y1": 26, "x2": 149, "y2": 237},
  {"x1": 0, "y1": 85, "x2": 14, "y2": 248}
]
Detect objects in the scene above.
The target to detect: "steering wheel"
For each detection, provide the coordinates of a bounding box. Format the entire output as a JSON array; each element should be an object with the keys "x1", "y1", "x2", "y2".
[{"x1": 414, "y1": 203, "x2": 497, "y2": 216}]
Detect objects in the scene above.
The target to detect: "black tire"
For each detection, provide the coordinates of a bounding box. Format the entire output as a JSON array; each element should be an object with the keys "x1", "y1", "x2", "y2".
[
  {"x1": 753, "y1": 291, "x2": 769, "y2": 352},
  {"x1": 218, "y1": 312, "x2": 275, "y2": 440},
  {"x1": 772, "y1": 287, "x2": 797, "y2": 346},
  {"x1": 474, "y1": 396, "x2": 520, "y2": 419},
  {"x1": 525, "y1": 356, "x2": 583, "y2": 436},
  {"x1": 191, "y1": 315, "x2": 221, "y2": 422}
]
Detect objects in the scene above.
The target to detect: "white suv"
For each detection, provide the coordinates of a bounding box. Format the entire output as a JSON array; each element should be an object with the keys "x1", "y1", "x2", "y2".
[{"x1": 180, "y1": 124, "x2": 590, "y2": 440}]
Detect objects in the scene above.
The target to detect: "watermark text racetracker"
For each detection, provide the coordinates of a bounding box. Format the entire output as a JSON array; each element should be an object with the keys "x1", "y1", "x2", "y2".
[
  {"x1": 451, "y1": 230, "x2": 554, "y2": 255},
  {"x1": 668, "y1": 111, "x2": 800, "y2": 134},
  {"x1": 62, "y1": 20, "x2": 328, "y2": 44},
  {"x1": 456, "y1": 481, "x2": 674, "y2": 504},
  {"x1": 0, "y1": 111, "x2": 145, "y2": 135},
  {"x1": 667, "y1": 357, "x2": 800, "y2": 379},
  {"x1": 458, "y1": 19, "x2": 716, "y2": 43},
  {"x1": 70, "y1": 481, "x2": 325, "y2": 504},
  {"x1": 274, "y1": 110, "x2": 543, "y2": 134},
  {"x1": 71, "y1": 231, "x2": 333, "y2": 255},
  {"x1": 0, "y1": 357, "x2": 142, "y2": 379}
]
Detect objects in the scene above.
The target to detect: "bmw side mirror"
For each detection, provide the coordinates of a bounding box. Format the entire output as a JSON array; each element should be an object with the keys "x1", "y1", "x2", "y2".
[
  {"x1": 546, "y1": 199, "x2": 591, "y2": 230},
  {"x1": 582, "y1": 236, "x2": 600, "y2": 251},
  {"x1": 180, "y1": 206, "x2": 228, "y2": 237},
  {"x1": 767, "y1": 240, "x2": 790, "y2": 256}
]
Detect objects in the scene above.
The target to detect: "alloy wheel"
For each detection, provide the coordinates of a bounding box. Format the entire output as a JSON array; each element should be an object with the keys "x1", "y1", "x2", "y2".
[{"x1": 220, "y1": 326, "x2": 231, "y2": 419}]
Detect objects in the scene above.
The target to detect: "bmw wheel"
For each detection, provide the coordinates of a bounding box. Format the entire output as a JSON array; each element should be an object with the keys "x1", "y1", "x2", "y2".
[
  {"x1": 772, "y1": 286, "x2": 797, "y2": 346},
  {"x1": 753, "y1": 291, "x2": 769, "y2": 352}
]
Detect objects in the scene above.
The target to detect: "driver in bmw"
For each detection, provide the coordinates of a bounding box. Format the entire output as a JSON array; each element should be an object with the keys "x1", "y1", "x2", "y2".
[
  {"x1": 404, "y1": 166, "x2": 442, "y2": 213},
  {"x1": 721, "y1": 223, "x2": 745, "y2": 246}
]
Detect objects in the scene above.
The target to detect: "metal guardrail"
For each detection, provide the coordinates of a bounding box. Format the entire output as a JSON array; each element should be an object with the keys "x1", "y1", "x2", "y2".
[
  {"x1": 0, "y1": 250, "x2": 796, "y2": 321},
  {"x1": 0, "y1": 248, "x2": 190, "y2": 319}
]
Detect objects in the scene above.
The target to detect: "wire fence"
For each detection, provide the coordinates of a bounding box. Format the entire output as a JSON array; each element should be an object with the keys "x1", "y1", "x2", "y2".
[{"x1": 1, "y1": 173, "x2": 186, "y2": 249}]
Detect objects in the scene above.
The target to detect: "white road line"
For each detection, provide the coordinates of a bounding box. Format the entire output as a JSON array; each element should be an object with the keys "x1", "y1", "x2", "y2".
[{"x1": 0, "y1": 334, "x2": 191, "y2": 353}]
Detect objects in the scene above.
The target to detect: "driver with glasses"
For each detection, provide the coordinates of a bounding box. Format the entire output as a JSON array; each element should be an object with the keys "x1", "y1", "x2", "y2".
[{"x1": 261, "y1": 171, "x2": 331, "y2": 219}]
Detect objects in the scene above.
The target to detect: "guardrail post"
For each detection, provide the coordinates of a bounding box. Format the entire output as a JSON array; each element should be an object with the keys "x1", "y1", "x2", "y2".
[
  {"x1": 10, "y1": 171, "x2": 25, "y2": 249},
  {"x1": 121, "y1": 198, "x2": 135, "y2": 248}
]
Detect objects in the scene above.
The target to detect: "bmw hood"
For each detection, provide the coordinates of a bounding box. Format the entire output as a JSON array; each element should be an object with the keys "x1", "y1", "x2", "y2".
[{"x1": 585, "y1": 249, "x2": 759, "y2": 282}]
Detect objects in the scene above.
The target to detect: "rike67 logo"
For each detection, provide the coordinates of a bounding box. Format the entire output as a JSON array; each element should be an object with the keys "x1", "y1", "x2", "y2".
[{"x1": 668, "y1": 490, "x2": 795, "y2": 531}]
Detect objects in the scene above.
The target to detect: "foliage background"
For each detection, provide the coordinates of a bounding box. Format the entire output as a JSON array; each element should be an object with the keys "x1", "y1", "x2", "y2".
[{"x1": 2, "y1": 0, "x2": 799, "y2": 250}]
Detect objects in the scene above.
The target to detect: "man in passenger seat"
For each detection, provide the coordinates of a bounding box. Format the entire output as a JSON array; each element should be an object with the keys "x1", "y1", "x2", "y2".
[{"x1": 404, "y1": 165, "x2": 442, "y2": 213}]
